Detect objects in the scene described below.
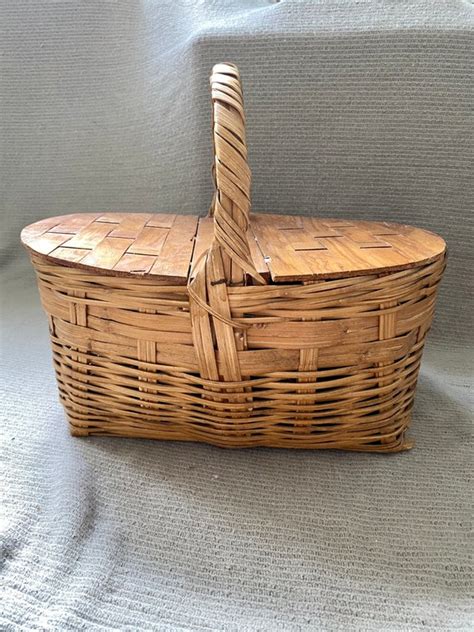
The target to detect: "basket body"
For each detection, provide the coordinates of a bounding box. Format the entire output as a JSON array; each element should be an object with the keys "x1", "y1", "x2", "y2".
[
  {"x1": 28, "y1": 240, "x2": 445, "y2": 452},
  {"x1": 22, "y1": 63, "x2": 447, "y2": 451}
]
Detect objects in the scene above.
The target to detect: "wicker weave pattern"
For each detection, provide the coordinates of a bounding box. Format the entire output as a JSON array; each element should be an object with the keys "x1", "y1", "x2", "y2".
[
  {"x1": 31, "y1": 249, "x2": 445, "y2": 451},
  {"x1": 23, "y1": 63, "x2": 447, "y2": 451}
]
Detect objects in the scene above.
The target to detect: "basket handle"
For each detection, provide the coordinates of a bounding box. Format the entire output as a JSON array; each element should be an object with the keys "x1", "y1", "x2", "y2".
[{"x1": 207, "y1": 63, "x2": 265, "y2": 285}]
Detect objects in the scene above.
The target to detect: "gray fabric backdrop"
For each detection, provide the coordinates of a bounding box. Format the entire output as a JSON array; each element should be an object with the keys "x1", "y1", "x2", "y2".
[{"x1": 1, "y1": 1, "x2": 472, "y2": 630}]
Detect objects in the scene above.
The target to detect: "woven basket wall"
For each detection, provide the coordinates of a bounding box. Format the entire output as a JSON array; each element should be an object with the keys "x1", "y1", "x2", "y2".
[{"x1": 23, "y1": 63, "x2": 446, "y2": 452}]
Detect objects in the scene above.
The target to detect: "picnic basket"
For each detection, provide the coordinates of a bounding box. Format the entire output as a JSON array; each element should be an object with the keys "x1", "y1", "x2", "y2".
[{"x1": 21, "y1": 63, "x2": 446, "y2": 451}]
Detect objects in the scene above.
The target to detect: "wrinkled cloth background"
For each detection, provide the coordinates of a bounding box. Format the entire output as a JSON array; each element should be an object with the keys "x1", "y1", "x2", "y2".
[{"x1": 1, "y1": 1, "x2": 472, "y2": 630}]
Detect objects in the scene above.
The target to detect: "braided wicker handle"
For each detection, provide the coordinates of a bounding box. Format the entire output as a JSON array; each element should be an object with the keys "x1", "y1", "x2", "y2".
[{"x1": 208, "y1": 63, "x2": 265, "y2": 285}]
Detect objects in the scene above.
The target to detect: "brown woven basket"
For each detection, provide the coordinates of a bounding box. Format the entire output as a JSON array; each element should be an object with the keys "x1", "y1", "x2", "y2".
[{"x1": 22, "y1": 63, "x2": 446, "y2": 451}]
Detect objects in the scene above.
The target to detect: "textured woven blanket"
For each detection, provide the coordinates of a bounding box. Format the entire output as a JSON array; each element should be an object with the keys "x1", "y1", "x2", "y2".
[{"x1": 1, "y1": 1, "x2": 472, "y2": 629}]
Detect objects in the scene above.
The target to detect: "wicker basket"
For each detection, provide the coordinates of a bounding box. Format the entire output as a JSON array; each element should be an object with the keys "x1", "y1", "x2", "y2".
[{"x1": 22, "y1": 63, "x2": 446, "y2": 451}]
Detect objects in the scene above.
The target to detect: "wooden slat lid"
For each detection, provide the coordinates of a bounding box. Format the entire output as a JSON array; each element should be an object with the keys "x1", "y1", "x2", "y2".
[
  {"x1": 21, "y1": 212, "x2": 446, "y2": 284},
  {"x1": 21, "y1": 213, "x2": 199, "y2": 284},
  {"x1": 250, "y1": 214, "x2": 446, "y2": 282}
]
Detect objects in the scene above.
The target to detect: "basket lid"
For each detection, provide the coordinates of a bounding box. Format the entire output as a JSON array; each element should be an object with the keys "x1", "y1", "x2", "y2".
[
  {"x1": 21, "y1": 213, "x2": 200, "y2": 284},
  {"x1": 21, "y1": 212, "x2": 445, "y2": 284},
  {"x1": 250, "y1": 214, "x2": 446, "y2": 282}
]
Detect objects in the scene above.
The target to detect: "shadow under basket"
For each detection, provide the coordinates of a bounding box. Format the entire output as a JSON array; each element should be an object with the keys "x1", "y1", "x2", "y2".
[{"x1": 21, "y1": 63, "x2": 447, "y2": 452}]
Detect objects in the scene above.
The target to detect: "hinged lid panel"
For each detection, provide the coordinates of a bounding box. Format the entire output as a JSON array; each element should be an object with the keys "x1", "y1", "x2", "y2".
[
  {"x1": 250, "y1": 214, "x2": 446, "y2": 282},
  {"x1": 21, "y1": 213, "x2": 200, "y2": 284}
]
